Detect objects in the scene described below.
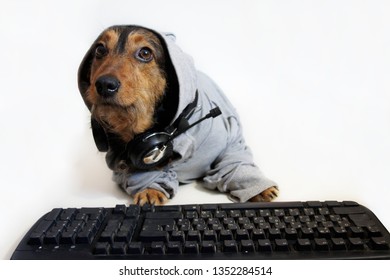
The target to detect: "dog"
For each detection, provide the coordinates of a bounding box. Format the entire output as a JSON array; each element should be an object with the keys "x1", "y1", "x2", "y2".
[{"x1": 78, "y1": 25, "x2": 279, "y2": 205}]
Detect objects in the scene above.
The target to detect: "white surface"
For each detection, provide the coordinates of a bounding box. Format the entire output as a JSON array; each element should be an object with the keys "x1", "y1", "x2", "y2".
[{"x1": 1, "y1": 0, "x2": 390, "y2": 260}]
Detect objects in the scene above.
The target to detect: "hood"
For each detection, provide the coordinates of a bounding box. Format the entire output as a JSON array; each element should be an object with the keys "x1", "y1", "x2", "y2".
[{"x1": 154, "y1": 30, "x2": 198, "y2": 123}]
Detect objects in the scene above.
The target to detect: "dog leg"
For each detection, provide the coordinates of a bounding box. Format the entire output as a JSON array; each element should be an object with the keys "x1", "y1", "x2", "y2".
[
  {"x1": 133, "y1": 188, "x2": 168, "y2": 206},
  {"x1": 249, "y1": 186, "x2": 279, "y2": 202}
]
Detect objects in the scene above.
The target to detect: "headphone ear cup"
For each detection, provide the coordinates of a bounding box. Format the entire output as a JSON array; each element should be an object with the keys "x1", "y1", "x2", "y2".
[
  {"x1": 128, "y1": 132, "x2": 173, "y2": 170},
  {"x1": 91, "y1": 118, "x2": 109, "y2": 152}
]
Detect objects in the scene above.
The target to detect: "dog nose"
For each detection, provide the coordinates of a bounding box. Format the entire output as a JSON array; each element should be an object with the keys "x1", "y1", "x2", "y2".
[{"x1": 95, "y1": 76, "x2": 121, "y2": 97}]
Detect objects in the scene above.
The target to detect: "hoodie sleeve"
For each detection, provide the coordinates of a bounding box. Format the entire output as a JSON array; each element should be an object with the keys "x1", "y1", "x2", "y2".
[
  {"x1": 112, "y1": 169, "x2": 179, "y2": 199},
  {"x1": 202, "y1": 115, "x2": 278, "y2": 202}
]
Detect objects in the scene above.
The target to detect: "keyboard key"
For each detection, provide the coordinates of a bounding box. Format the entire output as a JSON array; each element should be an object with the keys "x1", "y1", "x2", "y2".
[
  {"x1": 60, "y1": 231, "x2": 76, "y2": 244},
  {"x1": 370, "y1": 237, "x2": 390, "y2": 250},
  {"x1": 219, "y1": 229, "x2": 233, "y2": 241},
  {"x1": 32, "y1": 220, "x2": 54, "y2": 235},
  {"x1": 258, "y1": 239, "x2": 272, "y2": 252},
  {"x1": 241, "y1": 240, "x2": 255, "y2": 252},
  {"x1": 325, "y1": 201, "x2": 342, "y2": 207},
  {"x1": 223, "y1": 240, "x2": 238, "y2": 253},
  {"x1": 243, "y1": 223, "x2": 255, "y2": 232},
  {"x1": 296, "y1": 238, "x2": 312, "y2": 251},
  {"x1": 115, "y1": 230, "x2": 133, "y2": 242},
  {"x1": 214, "y1": 210, "x2": 227, "y2": 218},
  {"x1": 349, "y1": 226, "x2": 365, "y2": 237},
  {"x1": 146, "y1": 211, "x2": 183, "y2": 219},
  {"x1": 348, "y1": 237, "x2": 364, "y2": 250},
  {"x1": 301, "y1": 228, "x2": 314, "y2": 238},
  {"x1": 252, "y1": 228, "x2": 266, "y2": 240},
  {"x1": 155, "y1": 205, "x2": 182, "y2": 212},
  {"x1": 307, "y1": 201, "x2": 322, "y2": 208},
  {"x1": 317, "y1": 227, "x2": 331, "y2": 238},
  {"x1": 184, "y1": 241, "x2": 199, "y2": 254},
  {"x1": 268, "y1": 216, "x2": 281, "y2": 224},
  {"x1": 200, "y1": 211, "x2": 212, "y2": 219},
  {"x1": 268, "y1": 228, "x2": 282, "y2": 239},
  {"x1": 244, "y1": 210, "x2": 256, "y2": 218},
  {"x1": 76, "y1": 230, "x2": 94, "y2": 244},
  {"x1": 288, "y1": 208, "x2": 300, "y2": 216},
  {"x1": 185, "y1": 211, "x2": 198, "y2": 219},
  {"x1": 299, "y1": 216, "x2": 311, "y2": 223},
  {"x1": 150, "y1": 242, "x2": 165, "y2": 254},
  {"x1": 99, "y1": 229, "x2": 115, "y2": 243},
  {"x1": 113, "y1": 204, "x2": 127, "y2": 214},
  {"x1": 75, "y1": 213, "x2": 89, "y2": 222},
  {"x1": 314, "y1": 215, "x2": 326, "y2": 222},
  {"x1": 367, "y1": 226, "x2": 382, "y2": 237},
  {"x1": 260, "y1": 209, "x2": 271, "y2": 217},
  {"x1": 44, "y1": 208, "x2": 62, "y2": 221},
  {"x1": 187, "y1": 230, "x2": 201, "y2": 242},
  {"x1": 143, "y1": 218, "x2": 175, "y2": 228},
  {"x1": 125, "y1": 205, "x2": 140, "y2": 218},
  {"x1": 94, "y1": 242, "x2": 110, "y2": 255},
  {"x1": 236, "y1": 229, "x2": 250, "y2": 240},
  {"x1": 318, "y1": 208, "x2": 330, "y2": 215},
  {"x1": 203, "y1": 230, "x2": 217, "y2": 241},
  {"x1": 139, "y1": 231, "x2": 169, "y2": 242},
  {"x1": 171, "y1": 230, "x2": 185, "y2": 242},
  {"x1": 111, "y1": 242, "x2": 127, "y2": 254},
  {"x1": 285, "y1": 228, "x2": 298, "y2": 239},
  {"x1": 201, "y1": 241, "x2": 216, "y2": 253},
  {"x1": 275, "y1": 239, "x2": 289, "y2": 251},
  {"x1": 28, "y1": 232, "x2": 45, "y2": 245},
  {"x1": 343, "y1": 201, "x2": 359, "y2": 206},
  {"x1": 183, "y1": 205, "x2": 200, "y2": 212},
  {"x1": 314, "y1": 238, "x2": 329, "y2": 250},
  {"x1": 220, "y1": 202, "x2": 304, "y2": 210},
  {"x1": 333, "y1": 227, "x2": 348, "y2": 237},
  {"x1": 127, "y1": 242, "x2": 144, "y2": 254},
  {"x1": 229, "y1": 210, "x2": 241, "y2": 218},
  {"x1": 141, "y1": 204, "x2": 154, "y2": 212},
  {"x1": 333, "y1": 206, "x2": 365, "y2": 215},
  {"x1": 274, "y1": 209, "x2": 285, "y2": 217},
  {"x1": 60, "y1": 208, "x2": 77, "y2": 221},
  {"x1": 166, "y1": 242, "x2": 182, "y2": 254},
  {"x1": 331, "y1": 238, "x2": 347, "y2": 250},
  {"x1": 304, "y1": 208, "x2": 315, "y2": 216}
]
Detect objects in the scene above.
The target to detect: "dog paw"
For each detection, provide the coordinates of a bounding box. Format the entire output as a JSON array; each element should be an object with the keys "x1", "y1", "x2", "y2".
[
  {"x1": 133, "y1": 189, "x2": 168, "y2": 206},
  {"x1": 249, "y1": 186, "x2": 279, "y2": 202}
]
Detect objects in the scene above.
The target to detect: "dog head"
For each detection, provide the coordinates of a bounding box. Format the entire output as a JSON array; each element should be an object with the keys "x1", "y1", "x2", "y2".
[{"x1": 78, "y1": 25, "x2": 178, "y2": 143}]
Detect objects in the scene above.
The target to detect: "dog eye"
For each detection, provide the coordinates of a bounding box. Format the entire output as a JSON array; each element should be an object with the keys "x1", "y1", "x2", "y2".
[
  {"x1": 95, "y1": 44, "x2": 108, "y2": 58},
  {"x1": 136, "y1": 47, "x2": 153, "y2": 62}
]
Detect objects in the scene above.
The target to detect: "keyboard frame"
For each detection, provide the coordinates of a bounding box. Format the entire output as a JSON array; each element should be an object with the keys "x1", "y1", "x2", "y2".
[{"x1": 11, "y1": 201, "x2": 390, "y2": 260}]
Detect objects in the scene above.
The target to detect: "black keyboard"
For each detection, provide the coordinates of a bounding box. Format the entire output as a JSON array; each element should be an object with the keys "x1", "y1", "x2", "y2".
[{"x1": 11, "y1": 201, "x2": 390, "y2": 260}]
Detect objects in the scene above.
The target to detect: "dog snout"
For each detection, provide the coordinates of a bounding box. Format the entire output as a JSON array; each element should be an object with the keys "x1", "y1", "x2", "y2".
[{"x1": 95, "y1": 75, "x2": 121, "y2": 97}]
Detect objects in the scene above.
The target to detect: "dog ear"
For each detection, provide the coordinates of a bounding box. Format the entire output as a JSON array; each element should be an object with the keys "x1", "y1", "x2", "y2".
[
  {"x1": 77, "y1": 44, "x2": 96, "y2": 111},
  {"x1": 151, "y1": 32, "x2": 179, "y2": 128},
  {"x1": 91, "y1": 117, "x2": 109, "y2": 152}
]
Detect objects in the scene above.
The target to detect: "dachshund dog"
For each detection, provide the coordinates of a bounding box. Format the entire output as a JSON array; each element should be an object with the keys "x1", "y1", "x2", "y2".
[{"x1": 78, "y1": 25, "x2": 279, "y2": 205}]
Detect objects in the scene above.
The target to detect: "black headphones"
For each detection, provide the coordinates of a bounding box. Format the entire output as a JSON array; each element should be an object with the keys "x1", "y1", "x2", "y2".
[{"x1": 92, "y1": 92, "x2": 222, "y2": 170}]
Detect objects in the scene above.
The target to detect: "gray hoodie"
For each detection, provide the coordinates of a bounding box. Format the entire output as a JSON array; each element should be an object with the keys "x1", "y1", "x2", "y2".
[{"x1": 106, "y1": 29, "x2": 277, "y2": 202}]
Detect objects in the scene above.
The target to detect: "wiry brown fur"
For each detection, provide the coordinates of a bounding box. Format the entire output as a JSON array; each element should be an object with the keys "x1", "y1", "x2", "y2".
[{"x1": 86, "y1": 28, "x2": 167, "y2": 142}]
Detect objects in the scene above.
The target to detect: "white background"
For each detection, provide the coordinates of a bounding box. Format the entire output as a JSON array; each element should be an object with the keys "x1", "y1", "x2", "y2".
[{"x1": 0, "y1": 0, "x2": 389, "y2": 261}]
